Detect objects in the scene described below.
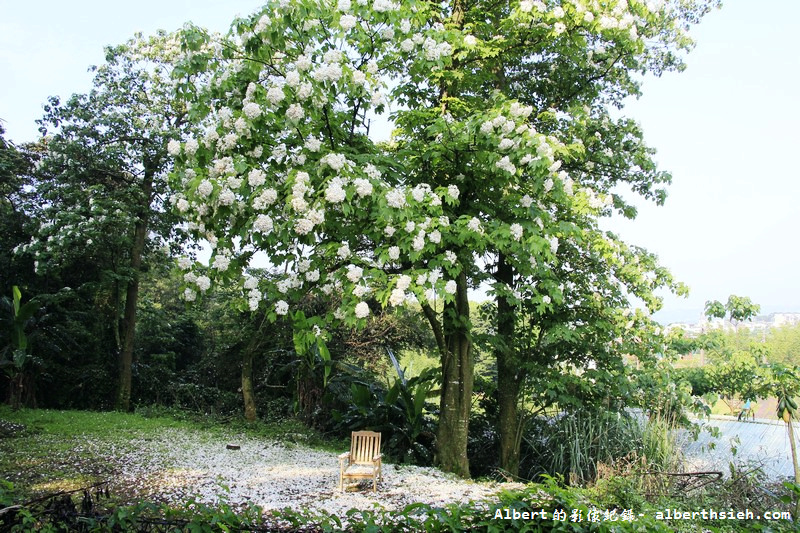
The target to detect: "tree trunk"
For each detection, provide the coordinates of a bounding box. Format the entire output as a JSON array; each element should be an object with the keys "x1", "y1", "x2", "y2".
[
  {"x1": 116, "y1": 166, "x2": 154, "y2": 411},
  {"x1": 787, "y1": 417, "x2": 800, "y2": 517},
  {"x1": 242, "y1": 338, "x2": 258, "y2": 422},
  {"x1": 296, "y1": 362, "x2": 322, "y2": 426},
  {"x1": 495, "y1": 253, "x2": 523, "y2": 477},
  {"x1": 436, "y1": 270, "x2": 473, "y2": 477}
]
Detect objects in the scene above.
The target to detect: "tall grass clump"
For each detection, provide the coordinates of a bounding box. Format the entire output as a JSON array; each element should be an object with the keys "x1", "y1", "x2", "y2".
[{"x1": 521, "y1": 409, "x2": 682, "y2": 485}]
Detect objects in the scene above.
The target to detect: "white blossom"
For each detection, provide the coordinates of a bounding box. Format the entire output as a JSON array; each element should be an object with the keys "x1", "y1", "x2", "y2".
[
  {"x1": 286, "y1": 103, "x2": 305, "y2": 121},
  {"x1": 445, "y1": 280, "x2": 457, "y2": 294},
  {"x1": 248, "y1": 169, "x2": 266, "y2": 188},
  {"x1": 325, "y1": 179, "x2": 347, "y2": 203},
  {"x1": 254, "y1": 214, "x2": 274, "y2": 234},
  {"x1": 272, "y1": 144, "x2": 287, "y2": 161},
  {"x1": 352, "y1": 70, "x2": 367, "y2": 85},
  {"x1": 298, "y1": 83, "x2": 313, "y2": 100},
  {"x1": 340, "y1": 14, "x2": 357, "y2": 31},
  {"x1": 337, "y1": 242, "x2": 351, "y2": 259},
  {"x1": 296, "y1": 55, "x2": 312, "y2": 71},
  {"x1": 275, "y1": 300, "x2": 289, "y2": 315},
  {"x1": 510, "y1": 223, "x2": 523, "y2": 240},
  {"x1": 386, "y1": 188, "x2": 407, "y2": 208},
  {"x1": 196, "y1": 275, "x2": 211, "y2": 292},
  {"x1": 294, "y1": 218, "x2": 314, "y2": 235},
  {"x1": 243, "y1": 102, "x2": 262, "y2": 119},
  {"x1": 412, "y1": 232, "x2": 425, "y2": 251},
  {"x1": 212, "y1": 254, "x2": 231, "y2": 271},
  {"x1": 321, "y1": 153, "x2": 347, "y2": 171},
  {"x1": 498, "y1": 138, "x2": 514, "y2": 151},
  {"x1": 373, "y1": 0, "x2": 398, "y2": 12},
  {"x1": 197, "y1": 180, "x2": 213, "y2": 197},
  {"x1": 511, "y1": 102, "x2": 533, "y2": 119},
  {"x1": 397, "y1": 275, "x2": 412, "y2": 291},
  {"x1": 467, "y1": 217, "x2": 483, "y2": 234},
  {"x1": 308, "y1": 208, "x2": 325, "y2": 225},
  {"x1": 286, "y1": 70, "x2": 301, "y2": 88},
  {"x1": 183, "y1": 288, "x2": 196, "y2": 301},
  {"x1": 305, "y1": 137, "x2": 322, "y2": 152},
  {"x1": 355, "y1": 301, "x2": 370, "y2": 318},
  {"x1": 346, "y1": 264, "x2": 363, "y2": 283},
  {"x1": 447, "y1": 184, "x2": 459, "y2": 200},
  {"x1": 389, "y1": 288, "x2": 406, "y2": 306},
  {"x1": 267, "y1": 86, "x2": 285, "y2": 106},
  {"x1": 364, "y1": 164, "x2": 381, "y2": 180},
  {"x1": 185, "y1": 139, "x2": 199, "y2": 155},
  {"x1": 167, "y1": 139, "x2": 181, "y2": 156},
  {"x1": 291, "y1": 196, "x2": 309, "y2": 212},
  {"x1": 353, "y1": 178, "x2": 373, "y2": 197},
  {"x1": 496, "y1": 156, "x2": 516, "y2": 174},
  {"x1": 253, "y1": 188, "x2": 278, "y2": 209},
  {"x1": 218, "y1": 189, "x2": 235, "y2": 206},
  {"x1": 388, "y1": 246, "x2": 400, "y2": 261}
]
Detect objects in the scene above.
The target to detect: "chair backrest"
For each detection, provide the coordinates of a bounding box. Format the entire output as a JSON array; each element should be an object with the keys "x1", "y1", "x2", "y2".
[{"x1": 350, "y1": 431, "x2": 381, "y2": 464}]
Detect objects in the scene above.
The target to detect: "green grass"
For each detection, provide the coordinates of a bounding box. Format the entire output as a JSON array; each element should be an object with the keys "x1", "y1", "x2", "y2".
[
  {"x1": 0, "y1": 406, "x2": 345, "y2": 504},
  {"x1": 1, "y1": 406, "x2": 195, "y2": 437}
]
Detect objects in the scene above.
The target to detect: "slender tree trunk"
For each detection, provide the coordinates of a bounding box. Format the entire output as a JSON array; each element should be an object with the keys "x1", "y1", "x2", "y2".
[
  {"x1": 787, "y1": 417, "x2": 800, "y2": 517},
  {"x1": 116, "y1": 166, "x2": 154, "y2": 411},
  {"x1": 436, "y1": 270, "x2": 473, "y2": 477},
  {"x1": 242, "y1": 338, "x2": 258, "y2": 422},
  {"x1": 495, "y1": 253, "x2": 523, "y2": 477}
]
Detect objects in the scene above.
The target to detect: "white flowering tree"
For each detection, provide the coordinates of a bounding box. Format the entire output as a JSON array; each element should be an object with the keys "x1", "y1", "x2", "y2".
[
  {"x1": 28, "y1": 33, "x2": 189, "y2": 411},
  {"x1": 170, "y1": 0, "x2": 715, "y2": 476}
]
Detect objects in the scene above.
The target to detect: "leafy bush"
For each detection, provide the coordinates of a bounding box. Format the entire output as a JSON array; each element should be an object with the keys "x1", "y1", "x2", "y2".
[{"x1": 332, "y1": 368, "x2": 438, "y2": 465}]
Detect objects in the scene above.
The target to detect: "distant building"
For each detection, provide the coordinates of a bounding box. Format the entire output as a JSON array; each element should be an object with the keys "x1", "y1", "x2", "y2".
[{"x1": 667, "y1": 312, "x2": 800, "y2": 337}]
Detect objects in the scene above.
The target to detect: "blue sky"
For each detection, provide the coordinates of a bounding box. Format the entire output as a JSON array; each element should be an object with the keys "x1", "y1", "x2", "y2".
[{"x1": 2, "y1": 1, "x2": 798, "y2": 324}]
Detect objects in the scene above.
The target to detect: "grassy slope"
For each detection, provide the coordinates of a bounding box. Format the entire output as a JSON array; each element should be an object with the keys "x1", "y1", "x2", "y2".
[{"x1": 0, "y1": 407, "x2": 344, "y2": 502}]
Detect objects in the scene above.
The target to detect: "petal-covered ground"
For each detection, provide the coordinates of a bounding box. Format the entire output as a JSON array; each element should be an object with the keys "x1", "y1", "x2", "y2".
[{"x1": 65, "y1": 427, "x2": 522, "y2": 519}]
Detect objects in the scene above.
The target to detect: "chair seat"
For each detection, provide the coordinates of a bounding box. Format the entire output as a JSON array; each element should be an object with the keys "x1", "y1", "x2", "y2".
[{"x1": 343, "y1": 464, "x2": 379, "y2": 477}]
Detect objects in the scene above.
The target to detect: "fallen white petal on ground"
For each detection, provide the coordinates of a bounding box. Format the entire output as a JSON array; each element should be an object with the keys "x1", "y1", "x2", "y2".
[{"x1": 106, "y1": 428, "x2": 523, "y2": 518}]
